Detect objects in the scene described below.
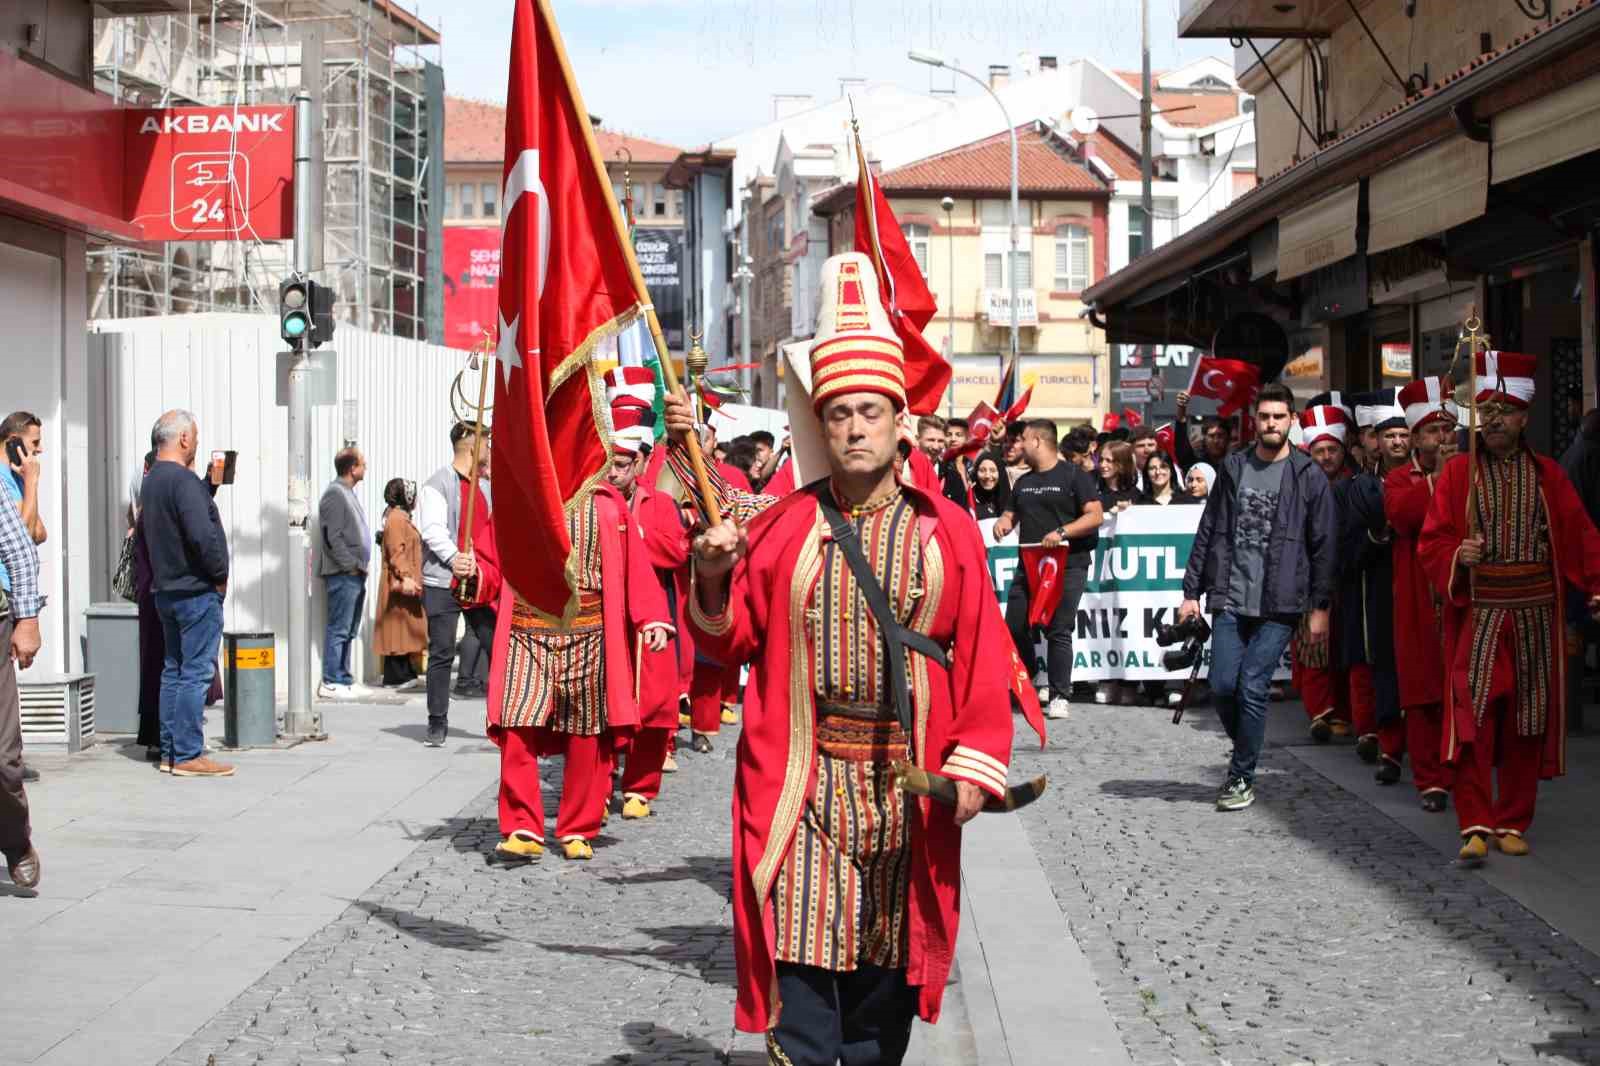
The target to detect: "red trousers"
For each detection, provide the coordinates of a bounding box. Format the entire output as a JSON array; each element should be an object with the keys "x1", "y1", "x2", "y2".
[
  {"x1": 1404, "y1": 703, "x2": 1453, "y2": 794},
  {"x1": 619, "y1": 726, "x2": 672, "y2": 802},
  {"x1": 496, "y1": 726, "x2": 610, "y2": 843},
  {"x1": 1347, "y1": 664, "x2": 1378, "y2": 737},
  {"x1": 1453, "y1": 700, "x2": 1542, "y2": 838},
  {"x1": 690, "y1": 659, "x2": 740, "y2": 734},
  {"x1": 1294, "y1": 658, "x2": 1350, "y2": 723}
]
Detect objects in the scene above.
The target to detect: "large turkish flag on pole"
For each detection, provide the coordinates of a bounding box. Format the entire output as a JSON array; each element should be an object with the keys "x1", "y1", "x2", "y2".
[
  {"x1": 853, "y1": 128, "x2": 950, "y2": 415},
  {"x1": 492, "y1": 0, "x2": 646, "y2": 621}
]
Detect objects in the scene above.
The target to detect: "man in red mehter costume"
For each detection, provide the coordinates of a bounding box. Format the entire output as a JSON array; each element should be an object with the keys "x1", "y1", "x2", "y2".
[
  {"x1": 1293, "y1": 401, "x2": 1358, "y2": 741},
  {"x1": 484, "y1": 419, "x2": 672, "y2": 863},
  {"x1": 1384, "y1": 375, "x2": 1458, "y2": 812},
  {"x1": 601, "y1": 366, "x2": 692, "y2": 820},
  {"x1": 663, "y1": 252, "x2": 1037, "y2": 1064},
  {"x1": 1419, "y1": 350, "x2": 1600, "y2": 863}
]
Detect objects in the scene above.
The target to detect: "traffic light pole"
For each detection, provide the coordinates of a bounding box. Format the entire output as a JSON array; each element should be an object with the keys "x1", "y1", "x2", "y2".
[{"x1": 284, "y1": 89, "x2": 322, "y2": 738}]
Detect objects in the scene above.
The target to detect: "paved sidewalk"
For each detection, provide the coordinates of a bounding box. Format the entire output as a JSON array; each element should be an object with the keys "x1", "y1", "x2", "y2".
[{"x1": 0, "y1": 696, "x2": 498, "y2": 1066}]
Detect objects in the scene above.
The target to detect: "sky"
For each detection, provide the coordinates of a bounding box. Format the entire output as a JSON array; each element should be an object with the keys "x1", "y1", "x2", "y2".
[{"x1": 407, "y1": 0, "x2": 1235, "y2": 149}]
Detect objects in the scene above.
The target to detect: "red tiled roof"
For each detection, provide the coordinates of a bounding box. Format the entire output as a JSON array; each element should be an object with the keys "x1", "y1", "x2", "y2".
[
  {"x1": 1112, "y1": 71, "x2": 1242, "y2": 127},
  {"x1": 1086, "y1": 129, "x2": 1142, "y2": 181},
  {"x1": 444, "y1": 97, "x2": 683, "y2": 165},
  {"x1": 881, "y1": 125, "x2": 1106, "y2": 194}
]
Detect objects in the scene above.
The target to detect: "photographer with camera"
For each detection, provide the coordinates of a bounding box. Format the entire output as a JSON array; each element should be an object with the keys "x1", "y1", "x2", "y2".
[{"x1": 1178, "y1": 384, "x2": 1337, "y2": 812}]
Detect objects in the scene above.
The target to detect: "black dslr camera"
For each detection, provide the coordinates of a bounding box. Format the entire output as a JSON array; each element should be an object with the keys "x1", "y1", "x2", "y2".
[{"x1": 1155, "y1": 614, "x2": 1212, "y2": 672}]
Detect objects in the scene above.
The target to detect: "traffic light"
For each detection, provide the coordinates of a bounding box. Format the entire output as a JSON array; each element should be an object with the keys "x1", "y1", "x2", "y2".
[{"x1": 278, "y1": 275, "x2": 336, "y2": 350}]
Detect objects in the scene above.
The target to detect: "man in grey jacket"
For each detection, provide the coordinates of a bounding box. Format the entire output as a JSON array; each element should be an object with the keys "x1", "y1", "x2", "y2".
[{"x1": 317, "y1": 447, "x2": 371, "y2": 699}]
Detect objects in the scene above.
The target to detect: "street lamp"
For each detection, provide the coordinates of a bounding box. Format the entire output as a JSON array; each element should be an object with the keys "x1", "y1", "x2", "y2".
[
  {"x1": 941, "y1": 195, "x2": 955, "y2": 416},
  {"x1": 910, "y1": 48, "x2": 1020, "y2": 384}
]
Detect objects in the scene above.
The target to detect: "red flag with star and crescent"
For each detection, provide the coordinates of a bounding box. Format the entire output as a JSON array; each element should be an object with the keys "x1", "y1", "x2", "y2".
[
  {"x1": 1185, "y1": 356, "x2": 1261, "y2": 417},
  {"x1": 853, "y1": 128, "x2": 950, "y2": 415},
  {"x1": 492, "y1": 0, "x2": 646, "y2": 621}
]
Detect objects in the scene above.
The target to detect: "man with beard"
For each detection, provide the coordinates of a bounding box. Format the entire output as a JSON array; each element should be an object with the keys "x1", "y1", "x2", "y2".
[
  {"x1": 1385, "y1": 376, "x2": 1458, "y2": 812},
  {"x1": 1420, "y1": 352, "x2": 1600, "y2": 862},
  {"x1": 662, "y1": 252, "x2": 1028, "y2": 1062},
  {"x1": 1294, "y1": 401, "x2": 1356, "y2": 742},
  {"x1": 1338, "y1": 390, "x2": 1410, "y2": 780},
  {"x1": 1181, "y1": 384, "x2": 1336, "y2": 811}
]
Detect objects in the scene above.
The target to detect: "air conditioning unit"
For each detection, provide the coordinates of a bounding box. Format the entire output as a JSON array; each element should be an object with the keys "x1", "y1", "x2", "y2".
[{"x1": 19, "y1": 674, "x2": 97, "y2": 754}]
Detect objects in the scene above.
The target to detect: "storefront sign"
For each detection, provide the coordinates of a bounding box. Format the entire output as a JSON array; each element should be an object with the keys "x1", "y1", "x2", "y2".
[
  {"x1": 985, "y1": 288, "x2": 1039, "y2": 326},
  {"x1": 124, "y1": 106, "x2": 295, "y2": 241},
  {"x1": 981, "y1": 509, "x2": 1290, "y2": 681},
  {"x1": 1381, "y1": 342, "x2": 1413, "y2": 379},
  {"x1": 951, "y1": 355, "x2": 1001, "y2": 411},
  {"x1": 1023, "y1": 355, "x2": 1095, "y2": 411},
  {"x1": 442, "y1": 226, "x2": 501, "y2": 350}
]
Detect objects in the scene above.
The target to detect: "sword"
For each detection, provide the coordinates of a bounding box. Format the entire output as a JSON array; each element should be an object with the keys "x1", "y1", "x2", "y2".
[{"x1": 891, "y1": 760, "x2": 1048, "y2": 814}]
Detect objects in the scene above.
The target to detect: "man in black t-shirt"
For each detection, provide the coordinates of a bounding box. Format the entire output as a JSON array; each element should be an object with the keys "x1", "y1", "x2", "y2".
[{"x1": 993, "y1": 419, "x2": 1104, "y2": 719}]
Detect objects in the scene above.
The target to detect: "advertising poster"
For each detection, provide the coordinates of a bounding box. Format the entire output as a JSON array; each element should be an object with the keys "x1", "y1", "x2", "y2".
[
  {"x1": 442, "y1": 226, "x2": 501, "y2": 350},
  {"x1": 982, "y1": 507, "x2": 1291, "y2": 681}
]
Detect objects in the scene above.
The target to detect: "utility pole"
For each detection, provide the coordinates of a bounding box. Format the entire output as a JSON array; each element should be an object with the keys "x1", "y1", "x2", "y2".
[
  {"x1": 734, "y1": 196, "x2": 754, "y2": 402},
  {"x1": 283, "y1": 89, "x2": 321, "y2": 739},
  {"x1": 942, "y1": 195, "x2": 955, "y2": 417},
  {"x1": 1140, "y1": 0, "x2": 1154, "y2": 257}
]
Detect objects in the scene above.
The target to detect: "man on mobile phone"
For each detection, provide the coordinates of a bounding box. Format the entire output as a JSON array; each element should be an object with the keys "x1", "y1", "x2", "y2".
[
  {"x1": 0, "y1": 472, "x2": 43, "y2": 890},
  {"x1": 0, "y1": 413, "x2": 46, "y2": 785}
]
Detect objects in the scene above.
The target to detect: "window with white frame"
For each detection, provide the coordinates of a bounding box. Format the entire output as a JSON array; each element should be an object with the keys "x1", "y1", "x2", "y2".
[
  {"x1": 902, "y1": 223, "x2": 930, "y2": 277},
  {"x1": 1054, "y1": 224, "x2": 1090, "y2": 292},
  {"x1": 460, "y1": 182, "x2": 477, "y2": 219},
  {"x1": 984, "y1": 250, "x2": 1032, "y2": 290},
  {"x1": 443, "y1": 183, "x2": 456, "y2": 219},
  {"x1": 481, "y1": 182, "x2": 498, "y2": 220}
]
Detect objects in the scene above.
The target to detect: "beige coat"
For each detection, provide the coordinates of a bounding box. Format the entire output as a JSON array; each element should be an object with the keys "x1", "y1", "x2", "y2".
[{"x1": 373, "y1": 507, "x2": 426, "y2": 657}]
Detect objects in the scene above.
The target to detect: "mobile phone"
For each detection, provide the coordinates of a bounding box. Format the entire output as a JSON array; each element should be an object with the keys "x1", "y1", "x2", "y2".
[
  {"x1": 222, "y1": 449, "x2": 238, "y2": 485},
  {"x1": 4, "y1": 437, "x2": 22, "y2": 469}
]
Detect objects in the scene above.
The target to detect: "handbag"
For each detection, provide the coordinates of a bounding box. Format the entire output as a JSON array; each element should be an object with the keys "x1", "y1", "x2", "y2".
[{"x1": 112, "y1": 532, "x2": 137, "y2": 602}]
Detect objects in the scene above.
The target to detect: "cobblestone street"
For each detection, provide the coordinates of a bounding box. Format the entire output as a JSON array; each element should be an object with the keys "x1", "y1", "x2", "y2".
[{"x1": 66, "y1": 701, "x2": 1599, "y2": 1066}]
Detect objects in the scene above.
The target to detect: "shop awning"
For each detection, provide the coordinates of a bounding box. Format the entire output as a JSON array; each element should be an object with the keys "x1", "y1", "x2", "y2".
[
  {"x1": 1492, "y1": 72, "x2": 1600, "y2": 184},
  {"x1": 1275, "y1": 184, "x2": 1358, "y2": 282},
  {"x1": 1367, "y1": 135, "x2": 1488, "y2": 255}
]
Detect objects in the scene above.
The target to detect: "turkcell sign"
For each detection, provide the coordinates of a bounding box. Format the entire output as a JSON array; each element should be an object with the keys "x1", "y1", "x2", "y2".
[
  {"x1": 124, "y1": 106, "x2": 295, "y2": 242},
  {"x1": 980, "y1": 509, "x2": 1291, "y2": 681}
]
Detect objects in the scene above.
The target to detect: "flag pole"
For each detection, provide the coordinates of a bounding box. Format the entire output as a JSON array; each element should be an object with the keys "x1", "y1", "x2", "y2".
[{"x1": 536, "y1": 0, "x2": 722, "y2": 525}]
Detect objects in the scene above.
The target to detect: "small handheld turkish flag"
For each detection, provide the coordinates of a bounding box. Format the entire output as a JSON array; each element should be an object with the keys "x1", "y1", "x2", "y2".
[
  {"x1": 1154, "y1": 422, "x2": 1177, "y2": 462},
  {"x1": 1021, "y1": 544, "x2": 1069, "y2": 627},
  {"x1": 1122, "y1": 407, "x2": 1144, "y2": 429},
  {"x1": 1185, "y1": 356, "x2": 1261, "y2": 416},
  {"x1": 1101, "y1": 412, "x2": 1122, "y2": 433}
]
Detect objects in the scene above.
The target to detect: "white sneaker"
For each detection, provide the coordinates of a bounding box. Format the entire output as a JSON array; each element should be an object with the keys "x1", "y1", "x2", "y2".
[
  {"x1": 395, "y1": 677, "x2": 426, "y2": 692},
  {"x1": 1035, "y1": 685, "x2": 1051, "y2": 705},
  {"x1": 1044, "y1": 697, "x2": 1072, "y2": 720},
  {"x1": 316, "y1": 682, "x2": 355, "y2": 700}
]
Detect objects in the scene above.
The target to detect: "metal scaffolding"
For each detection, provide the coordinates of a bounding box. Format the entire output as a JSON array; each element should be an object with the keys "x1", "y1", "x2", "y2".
[{"x1": 90, "y1": 0, "x2": 439, "y2": 339}]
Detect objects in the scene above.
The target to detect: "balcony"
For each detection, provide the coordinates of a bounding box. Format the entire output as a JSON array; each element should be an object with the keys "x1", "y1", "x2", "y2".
[
  {"x1": 1179, "y1": 0, "x2": 1360, "y2": 39},
  {"x1": 982, "y1": 288, "x2": 1038, "y2": 328}
]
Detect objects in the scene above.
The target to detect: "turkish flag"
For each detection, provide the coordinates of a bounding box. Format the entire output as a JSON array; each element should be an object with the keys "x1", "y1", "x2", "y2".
[
  {"x1": 854, "y1": 131, "x2": 950, "y2": 415},
  {"x1": 491, "y1": 0, "x2": 646, "y2": 621},
  {"x1": 1005, "y1": 643, "x2": 1047, "y2": 748},
  {"x1": 942, "y1": 399, "x2": 1000, "y2": 462},
  {"x1": 1122, "y1": 407, "x2": 1143, "y2": 429},
  {"x1": 1101, "y1": 412, "x2": 1122, "y2": 433},
  {"x1": 1021, "y1": 544, "x2": 1069, "y2": 627},
  {"x1": 1154, "y1": 422, "x2": 1177, "y2": 462},
  {"x1": 1001, "y1": 383, "x2": 1034, "y2": 424},
  {"x1": 1186, "y1": 356, "x2": 1261, "y2": 416}
]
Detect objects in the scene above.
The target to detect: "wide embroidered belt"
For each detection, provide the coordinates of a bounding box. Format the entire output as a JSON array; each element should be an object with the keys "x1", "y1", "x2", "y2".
[
  {"x1": 511, "y1": 593, "x2": 603, "y2": 632},
  {"x1": 1472, "y1": 562, "x2": 1555, "y2": 610},
  {"x1": 816, "y1": 702, "x2": 908, "y2": 762}
]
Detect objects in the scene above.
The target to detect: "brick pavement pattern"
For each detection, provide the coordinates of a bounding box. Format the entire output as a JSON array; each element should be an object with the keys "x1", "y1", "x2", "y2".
[
  {"x1": 160, "y1": 736, "x2": 760, "y2": 1066},
  {"x1": 1014, "y1": 704, "x2": 1600, "y2": 1066}
]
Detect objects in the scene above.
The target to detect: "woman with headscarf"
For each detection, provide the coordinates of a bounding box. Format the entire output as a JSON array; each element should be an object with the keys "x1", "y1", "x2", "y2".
[
  {"x1": 970, "y1": 454, "x2": 1011, "y2": 520},
  {"x1": 1186, "y1": 462, "x2": 1216, "y2": 500},
  {"x1": 374, "y1": 477, "x2": 427, "y2": 689}
]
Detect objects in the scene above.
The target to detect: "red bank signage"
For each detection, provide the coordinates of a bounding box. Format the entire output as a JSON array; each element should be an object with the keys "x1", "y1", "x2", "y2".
[
  {"x1": 124, "y1": 106, "x2": 295, "y2": 242},
  {"x1": 443, "y1": 226, "x2": 502, "y2": 349}
]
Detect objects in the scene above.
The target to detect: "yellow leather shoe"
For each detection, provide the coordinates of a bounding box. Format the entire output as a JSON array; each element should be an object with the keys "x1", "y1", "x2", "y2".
[
  {"x1": 1329, "y1": 719, "x2": 1352, "y2": 738},
  {"x1": 1458, "y1": 833, "x2": 1489, "y2": 864},
  {"x1": 622, "y1": 795, "x2": 651, "y2": 819},
  {"x1": 494, "y1": 831, "x2": 544, "y2": 862},
  {"x1": 679, "y1": 712, "x2": 692, "y2": 728},
  {"x1": 721, "y1": 705, "x2": 740, "y2": 725},
  {"x1": 562, "y1": 837, "x2": 594, "y2": 861},
  {"x1": 1496, "y1": 833, "x2": 1530, "y2": 856}
]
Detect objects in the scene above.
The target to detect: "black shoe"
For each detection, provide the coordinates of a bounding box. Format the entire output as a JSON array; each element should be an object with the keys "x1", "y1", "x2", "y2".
[
  {"x1": 20, "y1": 764, "x2": 38, "y2": 783},
  {"x1": 1355, "y1": 734, "x2": 1380, "y2": 764},
  {"x1": 145, "y1": 746, "x2": 163, "y2": 763},
  {"x1": 1374, "y1": 759, "x2": 1401, "y2": 785},
  {"x1": 1309, "y1": 717, "x2": 1333, "y2": 744},
  {"x1": 424, "y1": 723, "x2": 447, "y2": 748},
  {"x1": 691, "y1": 733, "x2": 713, "y2": 755},
  {"x1": 1420, "y1": 790, "x2": 1448, "y2": 813},
  {"x1": 452, "y1": 681, "x2": 485, "y2": 698}
]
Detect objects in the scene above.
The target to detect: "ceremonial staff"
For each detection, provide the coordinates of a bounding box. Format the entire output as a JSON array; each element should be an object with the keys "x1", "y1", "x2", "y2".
[
  {"x1": 449, "y1": 332, "x2": 496, "y2": 604},
  {"x1": 539, "y1": 0, "x2": 721, "y2": 525}
]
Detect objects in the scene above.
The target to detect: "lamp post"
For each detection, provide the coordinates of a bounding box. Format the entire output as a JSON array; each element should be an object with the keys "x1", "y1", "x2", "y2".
[
  {"x1": 910, "y1": 49, "x2": 1019, "y2": 383},
  {"x1": 941, "y1": 195, "x2": 955, "y2": 416}
]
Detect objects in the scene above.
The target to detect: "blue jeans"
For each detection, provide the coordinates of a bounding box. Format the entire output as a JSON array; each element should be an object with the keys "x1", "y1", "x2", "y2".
[
  {"x1": 322, "y1": 573, "x2": 366, "y2": 686},
  {"x1": 155, "y1": 589, "x2": 224, "y2": 764},
  {"x1": 1209, "y1": 610, "x2": 1294, "y2": 786}
]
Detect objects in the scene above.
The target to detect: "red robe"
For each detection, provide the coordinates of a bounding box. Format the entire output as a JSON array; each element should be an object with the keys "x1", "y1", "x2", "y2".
[
  {"x1": 1384, "y1": 457, "x2": 1444, "y2": 709},
  {"x1": 687, "y1": 479, "x2": 1024, "y2": 1033},
  {"x1": 630, "y1": 482, "x2": 691, "y2": 729},
  {"x1": 1418, "y1": 449, "x2": 1600, "y2": 777},
  {"x1": 485, "y1": 483, "x2": 668, "y2": 744},
  {"x1": 454, "y1": 476, "x2": 502, "y2": 608}
]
